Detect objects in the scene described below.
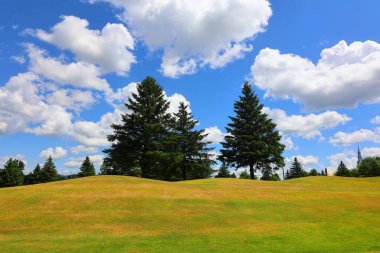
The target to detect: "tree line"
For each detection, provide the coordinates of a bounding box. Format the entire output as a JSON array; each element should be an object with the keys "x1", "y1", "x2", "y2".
[
  {"x1": 2, "y1": 76, "x2": 379, "y2": 187},
  {"x1": 334, "y1": 158, "x2": 380, "y2": 177},
  {"x1": 0, "y1": 156, "x2": 96, "y2": 188}
]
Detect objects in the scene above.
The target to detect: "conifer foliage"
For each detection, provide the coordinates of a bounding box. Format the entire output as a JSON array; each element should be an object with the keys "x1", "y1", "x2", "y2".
[
  {"x1": 286, "y1": 157, "x2": 307, "y2": 179},
  {"x1": 0, "y1": 159, "x2": 24, "y2": 187},
  {"x1": 334, "y1": 161, "x2": 350, "y2": 177},
  {"x1": 40, "y1": 156, "x2": 59, "y2": 183},
  {"x1": 104, "y1": 76, "x2": 213, "y2": 181},
  {"x1": 79, "y1": 156, "x2": 96, "y2": 177},
  {"x1": 219, "y1": 82, "x2": 285, "y2": 179}
]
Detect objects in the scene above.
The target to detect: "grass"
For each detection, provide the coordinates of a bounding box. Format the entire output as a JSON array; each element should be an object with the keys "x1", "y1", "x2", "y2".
[{"x1": 0, "y1": 176, "x2": 379, "y2": 252}]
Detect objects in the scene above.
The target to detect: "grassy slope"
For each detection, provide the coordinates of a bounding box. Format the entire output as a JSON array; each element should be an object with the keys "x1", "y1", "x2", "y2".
[{"x1": 0, "y1": 176, "x2": 379, "y2": 253}]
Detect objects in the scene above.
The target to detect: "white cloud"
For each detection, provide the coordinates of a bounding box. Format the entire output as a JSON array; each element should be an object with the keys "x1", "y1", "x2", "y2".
[
  {"x1": 203, "y1": 126, "x2": 225, "y2": 144},
  {"x1": 329, "y1": 128, "x2": 380, "y2": 146},
  {"x1": 327, "y1": 147, "x2": 380, "y2": 172},
  {"x1": 89, "y1": 0, "x2": 271, "y2": 77},
  {"x1": 285, "y1": 155, "x2": 320, "y2": 171},
  {"x1": 0, "y1": 154, "x2": 27, "y2": 168},
  {"x1": 39, "y1": 147, "x2": 68, "y2": 159},
  {"x1": 371, "y1": 116, "x2": 380, "y2": 124},
  {"x1": 64, "y1": 154, "x2": 104, "y2": 168},
  {"x1": 264, "y1": 108, "x2": 351, "y2": 139},
  {"x1": 35, "y1": 16, "x2": 135, "y2": 75},
  {"x1": 11, "y1": 55, "x2": 26, "y2": 64},
  {"x1": 47, "y1": 89, "x2": 95, "y2": 113},
  {"x1": 252, "y1": 40, "x2": 380, "y2": 111},
  {"x1": 71, "y1": 145, "x2": 98, "y2": 155},
  {"x1": 280, "y1": 135, "x2": 295, "y2": 150},
  {"x1": 166, "y1": 92, "x2": 191, "y2": 114},
  {"x1": 27, "y1": 44, "x2": 110, "y2": 92}
]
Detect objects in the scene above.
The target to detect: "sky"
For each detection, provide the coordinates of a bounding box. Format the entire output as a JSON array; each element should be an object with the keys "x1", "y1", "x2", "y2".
[{"x1": 0, "y1": 0, "x2": 380, "y2": 175}]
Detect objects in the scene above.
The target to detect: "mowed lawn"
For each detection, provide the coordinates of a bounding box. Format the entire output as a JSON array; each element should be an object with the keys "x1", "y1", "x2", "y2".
[{"x1": 0, "y1": 176, "x2": 379, "y2": 253}]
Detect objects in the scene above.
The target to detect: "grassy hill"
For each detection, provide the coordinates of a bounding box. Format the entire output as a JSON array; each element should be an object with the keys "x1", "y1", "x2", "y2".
[{"x1": 0, "y1": 176, "x2": 379, "y2": 253}]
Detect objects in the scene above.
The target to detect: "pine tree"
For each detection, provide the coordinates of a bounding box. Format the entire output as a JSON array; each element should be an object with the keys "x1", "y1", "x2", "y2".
[
  {"x1": 104, "y1": 76, "x2": 177, "y2": 180},
  {"x1": 334, "y1": 161, "x2": 350, "y2": 177},
  {"x1": 309, "y1": 168, "x2": 318, "y2": 176},
  {"x1": 219, "y1": 82, "x2": 285, "y2": 179},
  {"x1": 239, "y1": 170, "x2": 250, "y2": 179},
  {"x1": 79, "y1": 156, "x2": 96, "y2": 177},
  {"x1": 29, "y1": 164, "x2": 42, "y2": 184},
  {"x1": 40, "y1": 156, "x2": 58, "y2": 183},
  {"x1": 285, "y1": 169, "x2": 290, "y2": 179},
  {"x1": 173, "y1": 102, "x2": 214, "y2": 180},
  {"x1": 0, "y1": 159, "x2": 24, "y2": 187},
  {"x1": 288, "y1": 157, "x2": 306, "y2": 179},
  {"x1": 215, "y1": 162, "x2": 231, "y2": 178}
]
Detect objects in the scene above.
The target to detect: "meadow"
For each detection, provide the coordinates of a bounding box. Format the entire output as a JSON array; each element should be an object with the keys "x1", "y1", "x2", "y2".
[{"x1": 0, "y1": 176, "x2": 379, "y2": 252}]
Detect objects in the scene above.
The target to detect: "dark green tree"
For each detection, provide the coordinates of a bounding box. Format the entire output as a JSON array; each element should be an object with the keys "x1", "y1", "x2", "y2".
[
  {"x1": 40, "y1": 156, "x2": 58, "y2": 183},
  {"x1": 285, "y1": 169, "x2": 290, "y2": 179},
  {"x1": 239, "y1": 170, "x2": 250, "y2": 179},
  {"x1": 288, "y1": 158, "x2": 306, "y2": 179},
  {"x1": 358, "y1": 157, "x2": 380, "y2": 177},
  {"x1": 349, "y1": 168, "x2": 359, "y2": 177},
  {"x1": 334, "y1": 161, "x2": 350, "y2": 177},
  {"x1": 29, "y1": 164, "x2": 42, "y2": 184},
  {"x1": 79, "y1": 156, "x2": 96, "y2": 177},
  {"x1": 173, "y1": 102, "x2": 213, "y2": 180},
  {"x1": 219, "y1": 82, "x2": 285, "y2": 179},
  {"x1": 0, "y1": 159, "x2": 24, "y2": 187},
  {"x1": 309, "y1": 168, "x2": 318, "y2": 176},
  {"x1": 104, "y1": 76, "x2": 179, "y2": 180},
  {"x1": 215, "y1": 162, "x2": 231, "y2": 178}
]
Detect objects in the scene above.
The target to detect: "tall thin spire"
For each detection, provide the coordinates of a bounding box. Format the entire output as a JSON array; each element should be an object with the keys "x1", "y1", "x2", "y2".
[{"x1": 357, "y1": 145, "x2": 363, "y2": 167}]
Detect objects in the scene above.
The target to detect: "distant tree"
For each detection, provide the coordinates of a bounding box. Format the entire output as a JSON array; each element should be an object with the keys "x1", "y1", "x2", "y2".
[
  {"x1": 358, "y1": 157, "x2": 380, "y2": 177},
  {"x1": 215, "y1": 162, "x2": 231, "y2": 178},
  {"x1": 288, "y1": 158, "x2": 306, "y2": 179},
  {"x1": 349, "y1": 168, "x2": 359, "y2": 177},
  {"x1": 0, "y1": 159, "x2": 25, "y2": 187},
  {"x1": 320, "y1": 169, "x2": 325, "y2": 176},
  {"x1": 79, "y1": 156, "x2": 96, "y2": 177},
  {"x1": 325, "y1": 168, "x2": 328, "y2": 176},
  {"x1": 334, "y1": 161, "x2": 350, "y2": 177},
  {"x1": 219, "y1": 82, "x2": 285, "y2": 179},
  {"x1": 29, "y1": 164, "x2": 42, "y2": 184},
  {"x1": 173, "y1": 102, "x2": 214, "y2": 180},
  {"x1": 40, "y1": 156, "x2": 58, "y2": 183},
  {"x1": 309, "y1": 169, "x2": 318, "y2": 176},
  {"x1": 285, "y1": 169, "x2": 290, "y2": 179},
  {"x1": 230, "y1": 173, "x2": 237, "y2": 178},
  {"x1": 271, "y1": 174, "x2": 281, "y2": 181},
  {"x1": 260, "y1": 165, "x2": 273, "y2": 181},
  {"x1": 239, "y1": 170, "x2": 250, "y2": 179}
]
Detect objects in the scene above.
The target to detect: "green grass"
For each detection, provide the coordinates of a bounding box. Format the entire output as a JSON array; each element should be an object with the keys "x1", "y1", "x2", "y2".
[{"x1": 0, "y1": 176, "x2": 379, "y2": 252}]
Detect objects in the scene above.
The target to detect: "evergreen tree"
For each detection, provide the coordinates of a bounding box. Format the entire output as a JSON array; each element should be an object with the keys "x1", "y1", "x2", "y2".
[
  {"x1": 260, "y1": 165, "x2": 273, "y2": 181},
  {"x1": 29, "y1": 164, "x2": 42, "y2": 184},
  {"x1": 334, "y1": 161, "x2": 350, "y2": 177},
  {"x1": 215, "y1": 162, "x2": 231, "y2": 178},
  {"x1": 0, "y1": 159, "x2": 24, "y2": 187},
  {"x1": 288, "y1": 158, "x2": 306, "y2": 179},
  {"x1": 220, "y1": 82, "x2": 285, "y2": 179},
  {"x1": 104, "y1": 76, "x2": 178, "y2": 180},
  {"x1": 358, "y1": 157, "x2": 380, "y2": 177},
  {"x1": 320, "y1": 169, "x2": 325, "y2": 176},
  {"x1": 325, "y1": 168, "x2": 328, "y2": 176},
  {"x1": 239, "y1": 170, "x2": 250, "y2": 179},
  {"x1": 40, "y1": 156, "x2": 58, "y2": 183},
  {"x1": 309, "y1": 169, "x2": 318, "y2": 176},
  {"x1": 285, "y1": 169, "x2": 290, "y2": 179},
  {"x1": 78, "y1": 156, "x2": 96, "y2": 177},
  {"x1": 230, "y1": 173, "x2": 237, "y2": 178},
  {"x1": 173, "y1": 102, "x2": 213, "y2": 180}
]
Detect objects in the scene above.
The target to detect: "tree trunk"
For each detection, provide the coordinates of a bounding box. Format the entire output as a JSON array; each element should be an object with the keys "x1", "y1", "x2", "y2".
[{"x1": 249, "y1": 163, "x2": 254, "y2": 180}]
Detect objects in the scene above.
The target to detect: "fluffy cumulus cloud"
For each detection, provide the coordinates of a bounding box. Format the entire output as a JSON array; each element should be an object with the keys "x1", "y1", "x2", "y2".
[
  {"x1": 39, "y1": 146, "x2": 68, "y2": 159},
  {"x1": 203, "y1": 126, "x2": 225, "y2": 144},
  {"x1": 329, "y1": 128, "x2": 380, "y2": 146},
  {"x1": 88, "y1": 0, "x2": 272, "y2": 77},
  {"x1": 71, "y1": 145, "x2": 98, "y2": 155},
  {"x1": 27, "y1": 44, "x2": 110, "y2": 92},
  {"x1": 263, "y1": 108, "x2": 351, "y2": 139},
  {"x1": 371, "y1": 116, "x2": 380, "y2": 124},
  {"x1": 35, "y1": 16, "x2": 135, "y2": 75},
  {"x1": 328, "y1": 147, "x2": 380, "y2": 171},
  {"x1": 286, "y1": 155, "x2": 320, "y2": 171},
  {"x1": 46, "y1": 89, "x2": 95, "y2": 113},
  {"x1": 252, "y1": 40, "x2": 380, "y2": 111},
  {"x1": 64, "y1": 154, "x2": 105, "y2": 168}
]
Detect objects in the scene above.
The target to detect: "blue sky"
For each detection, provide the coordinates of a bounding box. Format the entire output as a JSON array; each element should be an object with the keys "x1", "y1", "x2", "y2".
[{"x1": 1, "y1": 0, "x2": 380, "y2": 175}]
